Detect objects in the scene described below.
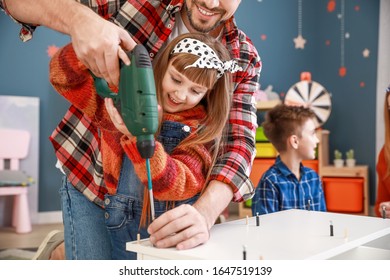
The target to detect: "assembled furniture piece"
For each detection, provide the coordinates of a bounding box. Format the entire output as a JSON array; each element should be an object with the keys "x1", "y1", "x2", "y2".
[
  {"x1": 0, "y1": 129, "x2": 32, "y2": 233},
  {"x1": 127, "y1": 209, "x2": 390, "y2": 260}
]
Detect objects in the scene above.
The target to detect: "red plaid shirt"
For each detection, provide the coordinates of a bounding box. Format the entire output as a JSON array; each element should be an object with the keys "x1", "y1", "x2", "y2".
[{"x1": 2, "y1": 0, "x2": 261, "y2": 207}]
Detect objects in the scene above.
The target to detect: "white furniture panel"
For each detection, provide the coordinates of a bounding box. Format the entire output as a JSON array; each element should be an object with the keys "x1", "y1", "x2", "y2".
[{"x1": 127, "y1": 210, "x2": 390, "y2": 260}]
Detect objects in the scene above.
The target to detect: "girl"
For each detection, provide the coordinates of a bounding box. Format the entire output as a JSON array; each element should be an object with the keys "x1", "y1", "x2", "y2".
[
  {"x1": 375, "y1": 85, "x2": 390, "y2": 218},
  {"x1": 50, "y1": 33, "x2": 241, "y2": 259}
]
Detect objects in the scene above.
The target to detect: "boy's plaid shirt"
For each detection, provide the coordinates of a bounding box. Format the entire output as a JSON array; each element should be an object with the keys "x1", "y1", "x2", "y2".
[{"x1": 1, "y1": 0, "x2": 262, "y2": 207}]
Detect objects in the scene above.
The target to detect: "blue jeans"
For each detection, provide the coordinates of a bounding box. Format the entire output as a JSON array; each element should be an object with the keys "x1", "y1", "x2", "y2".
[
  {"x1": 104, "y1": 155, "x2": 199, "y2": 259},
  {"x1": 59, "y1": 120, "x2": 197, "y2": 259},
  {"x1": 104, "y1": 120, "x2": 197, "y2": 259},
  {"x1": 60, "y1": 177, "x2": 112, "y2": 260}
]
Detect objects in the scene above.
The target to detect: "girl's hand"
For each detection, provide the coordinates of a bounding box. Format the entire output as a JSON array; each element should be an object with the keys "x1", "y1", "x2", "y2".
[
  {"x1": 379, "y1": 201, "x2": 390, "y2": 218},
  {"x1": 104, "y1": 98, "x2": 133, "y2": 137}
]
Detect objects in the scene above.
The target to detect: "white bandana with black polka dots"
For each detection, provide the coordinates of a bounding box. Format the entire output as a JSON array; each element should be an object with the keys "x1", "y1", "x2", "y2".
[{"x1": 170, "y1": 38, "x2": 243, "y2": 79}]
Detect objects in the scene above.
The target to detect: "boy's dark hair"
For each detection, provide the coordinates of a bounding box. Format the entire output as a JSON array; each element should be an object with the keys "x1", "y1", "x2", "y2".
[{"x1": 262, "y1": 104, "x2": 316, "y2": 152}]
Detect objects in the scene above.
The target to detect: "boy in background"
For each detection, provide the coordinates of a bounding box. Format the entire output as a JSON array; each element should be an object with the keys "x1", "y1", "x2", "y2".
[{"x1": 252, "y1": 104, "x2": 326, "y2": 215}]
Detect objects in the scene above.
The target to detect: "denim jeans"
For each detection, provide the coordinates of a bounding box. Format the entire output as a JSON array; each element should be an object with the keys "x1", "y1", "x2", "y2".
[
  {"x1": 104, "y1": 156, "x2": 199, "y2": 259},
  {"x1": 60, "y1": 177, "x2": 112, "y2": 259},
  {"x1": 60, "y1": 120, "x2": 198, "y2": 259},
  {"x1": 104, "y1": 120, "x2": 198, "y2": 259}
]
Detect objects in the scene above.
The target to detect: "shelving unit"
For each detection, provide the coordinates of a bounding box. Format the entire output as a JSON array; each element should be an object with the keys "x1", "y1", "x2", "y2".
[
  {"x1": 319, "y1": 131, "x2": 369, "y2": 216},
  {"x1": 238, "y1": 129, "x2": 369, "y2": 218}
]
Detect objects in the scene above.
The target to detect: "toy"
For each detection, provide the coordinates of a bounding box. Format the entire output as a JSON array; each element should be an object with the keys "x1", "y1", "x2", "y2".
[
  {"x1": 334, "y1": 149, "x2": 344, "y2": 167},
  {"x1": 346, "y1": 149, "x2": 356, "y2": 167}
]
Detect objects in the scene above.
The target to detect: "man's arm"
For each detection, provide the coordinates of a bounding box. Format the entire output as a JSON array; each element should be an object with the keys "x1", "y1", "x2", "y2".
[
  {"x1": 5, "y1": 0, "x2": 84, "y2": 34},
  {"x1": 193, "y1": 181, "x2": 233, "y2": 230},
  {"x1": 3, "y1": 0, "x2": 135, "y2": 85}
]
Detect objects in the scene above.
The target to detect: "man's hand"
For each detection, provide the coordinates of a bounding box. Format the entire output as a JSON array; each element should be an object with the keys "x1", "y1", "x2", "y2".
[
  {"x1": 5, "y1": 0, "x2": 136, "y2": 86},
  {"x1": 147, "y1": 180, "x2": 233, "y2": 250},
  {"x1": 147, "y1": 204, "x2": 210, "y2": 250},
  {"x1": 70, "y1": 10, "x2": 136, "y2": 86}
]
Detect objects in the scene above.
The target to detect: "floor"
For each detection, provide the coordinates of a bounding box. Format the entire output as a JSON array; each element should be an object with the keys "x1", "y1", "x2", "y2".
[{"x1": 0, "y1": 223, "x2": 64, "y2": 250}]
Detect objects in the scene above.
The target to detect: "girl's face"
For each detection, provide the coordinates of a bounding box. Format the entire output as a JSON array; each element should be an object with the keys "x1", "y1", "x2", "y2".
[
  {"x1": 161, "y1": 63, "x2": 209, "y2": 113},
  {"x1": 387, "y1": 93, "x2": 390, "y2": 109},
  {"x1": 296, "y1": 118, "x2": 319, "y2": 160}
]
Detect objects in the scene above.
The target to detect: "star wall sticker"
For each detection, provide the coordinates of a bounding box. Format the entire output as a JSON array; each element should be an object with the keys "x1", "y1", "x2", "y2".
[
  {"x1": 362, "y1": 48, "x2": 370, "y2": 58},
  {"x1": 294, "y1": 35, "x2": 306, "y2": 49},
  {"x1": 294, "y1": 0, "x2": 306, "y2": 50},
  {"x1": 47, "y1": 45, "x2": 60, "y2": 58},
  {"x1": 327, "y1": 0, "x2": 336, "y2": 12},
  {"x1": 339, "y1": 66, "x2": 347, "y2": 77}
]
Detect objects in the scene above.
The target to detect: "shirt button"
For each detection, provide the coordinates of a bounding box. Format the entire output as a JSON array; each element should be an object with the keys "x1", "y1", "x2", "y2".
[
  {"x1": 105, "y1": 212, "x2": 110, "y2": 219},
  {"x1": 104, "y1": 198, "x2": 110, "y2": 205},
  {"x1": 150, "y1": 53, "x2": 154, "y2": 58},
  {"x1": 168, "y1": 24, "x2": 172, "y2": 29},
  {"x1": 182, "y1": 125, "x2": 190, "y2": 132}
]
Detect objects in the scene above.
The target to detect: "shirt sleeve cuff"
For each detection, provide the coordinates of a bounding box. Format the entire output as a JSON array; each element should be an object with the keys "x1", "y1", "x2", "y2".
[
  {"x1": 1, "y1": 0, "x2": 37, "y2": 42},
  {"x1": 208, "y1": 173, "x2": 255, "y2": 203}
]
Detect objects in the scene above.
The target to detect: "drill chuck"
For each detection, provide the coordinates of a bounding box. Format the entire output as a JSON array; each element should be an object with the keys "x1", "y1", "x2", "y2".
[{"x1": 137, "y1": 137, "x2": 156, "y2": 159}]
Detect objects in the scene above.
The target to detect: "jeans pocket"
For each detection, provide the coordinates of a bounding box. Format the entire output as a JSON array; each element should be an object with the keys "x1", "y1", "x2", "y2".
[{"x1": 104, "y1": 194, "x2": 133, "y2": 230}]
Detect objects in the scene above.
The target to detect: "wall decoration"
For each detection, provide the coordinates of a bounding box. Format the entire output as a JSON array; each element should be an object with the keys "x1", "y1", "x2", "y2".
[
  {"x1": 293, "y1": 0, "x2": 306, "y2": 49},
  {"x1": 47, "y1": 45, "x2": 59, "y2": 58},
  {"x1": 362, "y1": 48, "x2": 370, "y2": 58},
  {"x1": 338, "y1": 0, "x2": 347, "y2": 77},
  {"x1": 284, "y1": 73, "x2": 332, "y2": 128},
  {"x1": 327, "y1": 0, "x2": 336, "y2": 12}
]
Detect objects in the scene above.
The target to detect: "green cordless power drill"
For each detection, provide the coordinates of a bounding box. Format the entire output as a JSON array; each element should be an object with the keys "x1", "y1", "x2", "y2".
[{"x1": 92, "y1": 44, "x2": 158, "y2": 220}]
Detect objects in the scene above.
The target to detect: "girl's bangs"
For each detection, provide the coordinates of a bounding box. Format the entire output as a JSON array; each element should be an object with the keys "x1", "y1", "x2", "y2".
[{"x1": 171, "y1": 54, "x2": 216, "y2": 89}]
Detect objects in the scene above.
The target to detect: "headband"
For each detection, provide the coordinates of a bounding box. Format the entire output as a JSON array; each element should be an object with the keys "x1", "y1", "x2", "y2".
[{"x1": 170, "y1": 38, "x2": 243, "y2": 79}]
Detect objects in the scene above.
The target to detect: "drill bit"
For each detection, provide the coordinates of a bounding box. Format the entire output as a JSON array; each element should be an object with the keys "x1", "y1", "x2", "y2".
[{"x1": 146, "y1": 158, "x2": 155, "y2": 221}]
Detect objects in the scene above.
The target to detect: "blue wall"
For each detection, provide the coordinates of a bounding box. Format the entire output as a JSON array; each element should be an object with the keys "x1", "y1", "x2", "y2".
[
  {"x1": 236, "y1": 0, "x2": 379, "y2": 204},
  {"x1": 0, "y1": 15, "x2": 70, "y2": 211},
  {"x1": 0, "y1": 0, "x2": 380, "y2": 212}
]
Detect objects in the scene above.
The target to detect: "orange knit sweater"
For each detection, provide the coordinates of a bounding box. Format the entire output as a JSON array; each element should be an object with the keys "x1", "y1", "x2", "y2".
[
  {"x1": 375, "y1": 146, "x2": 390, "y2": 217},
  {"x1": 49, "y1": 44, "x2": 212, "y2": 201}
]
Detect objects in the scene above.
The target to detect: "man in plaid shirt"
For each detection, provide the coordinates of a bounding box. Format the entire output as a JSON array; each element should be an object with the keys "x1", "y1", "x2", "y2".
[{"x1": 2, "y1": 0, "x2": 261, "y2": 258}]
